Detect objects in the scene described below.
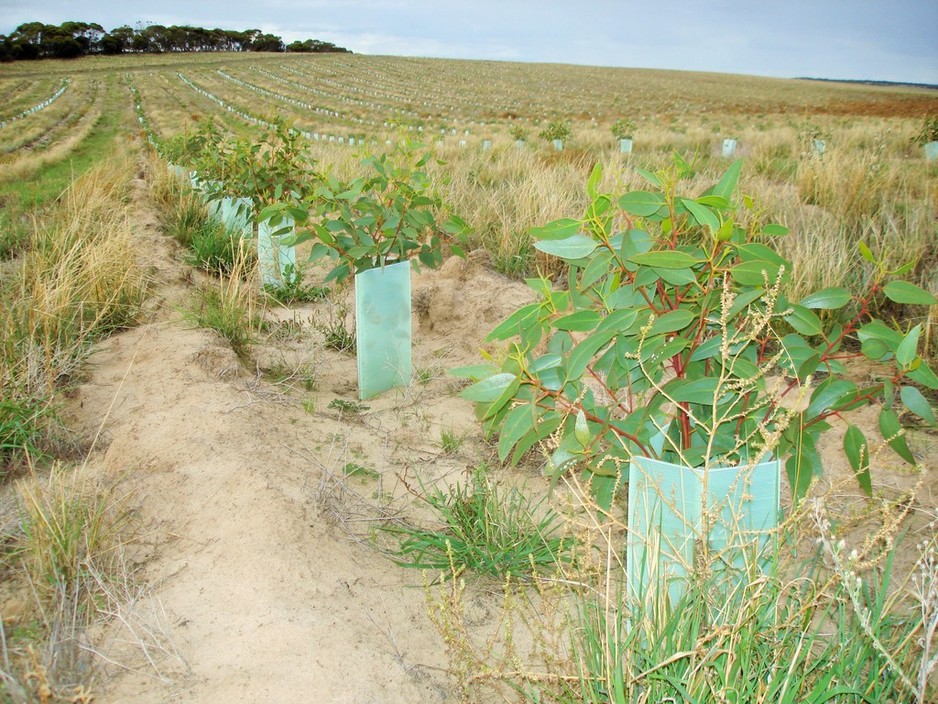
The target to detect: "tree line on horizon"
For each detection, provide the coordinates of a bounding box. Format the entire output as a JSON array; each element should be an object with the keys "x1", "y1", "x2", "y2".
[{"x1": 0, "y1": 21, "x2": 352, "y2": 62}]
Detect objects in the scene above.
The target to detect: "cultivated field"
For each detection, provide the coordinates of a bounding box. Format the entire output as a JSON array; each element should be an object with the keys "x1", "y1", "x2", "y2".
[{"x1": 0, "y1": 52, "x2": 936, "y2": 703}]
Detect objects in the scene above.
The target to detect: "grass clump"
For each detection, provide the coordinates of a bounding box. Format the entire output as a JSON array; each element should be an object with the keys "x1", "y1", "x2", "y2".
[
  {"x1": 165, "y1": 193, "x2": 248, "y2": 276},
  {"x1": 263, "y1": 264, "x2": 329, "y2": 305},
  {"x1": 0, "y1": 398, "x2": 51, "y2": 473},
  {"x1": 0, "y1": 466, "x2": 129, "y2": 700},
  {"x1": 439, "y1": 428, "x2": 464, "y2": 455},
  {"x1": 186, "y1": 278, "x2": 260, "y2": 359},
  {"x1": 386, "y1": 464, "x2": 573, "y2": 580},
  {"x1": 314, "y1": 305, "x2": 356, "y2": 353},
  {"x1": 0, "y1": 155, "x2": 145, "y2": 472}
]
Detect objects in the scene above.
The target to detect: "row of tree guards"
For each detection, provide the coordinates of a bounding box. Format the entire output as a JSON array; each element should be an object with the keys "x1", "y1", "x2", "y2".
[
  {"x1": 166, "y1": 71, "x2": 938, "y2": 161},
  {"x1": 168, "y1": 148, "x2": 439, "y2": 402},
  {"x1": 0, "y1": 78, "x2": 69, "y2": 129}
]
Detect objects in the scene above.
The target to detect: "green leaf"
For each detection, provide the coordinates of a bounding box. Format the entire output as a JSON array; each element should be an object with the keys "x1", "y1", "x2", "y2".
[
  {"x1": 858, "y1": 241, "x2": 875, "y2": 263},
  {"x1": 761, "y1": 223, "x2": 789, "y2": 236},
  {"x1": 567, "y1": 328, "x2": 619, "y2": 380},
  {"x1": 712, "y1": 159, "x2": 742, "y2": 201},
  {"x1": 857, "y1": 320, "x2": 902, "y2": 346},
  {"x1": 618, "y1": 190, "x2": 667, "y2": 217},
  {"x1": 736, "y1": 242, "x2": 790, "y2": 267},
  {"x1": 634, "y1": 167, "x2": 662, "y2": 188},
  {"x1": 586, "y1": 163, "x2": 603, "y2": 199},
  {"x1": 785, "y1": 305, "x2": 823, "y2": 336},
  {"x1": 843, "y1": 425, "x2": 872, "y2": 497},
  {"x1": 730, "y1": 260, "x2": 783, "y2": 287},
  {"x1": 649, "y1": 309, "x2": 696, "y2": 336},
  {"x1": 449, "y1": 364, "x2": 499, "y2": 380},
  {"x1": 529, "y1": 218, "x2": 582, "y2": 241},
  {"x1": 695, "y1": 195, "x2": 729, "y2": 208},
  {"x1": 554, "y1": 310, "x2": 602, "y2": 332},
  {"x1": 480, "y1": 375, "x2": 522, "y2": 420},
  {"x1": 800, "y1": 287, "x2": 851, "y2": 310},
  {"x1": 879, "y1": 408, "x2": 915, "y2": 464},
  {"x1": 908, "y1": 361, "x2": 938, "y2": 389},
  {"x1": 900, "y1": 386, "x2": 936, "y2": 426},
  {"x1": 806, "y1": 379, "x2": 857, "y2": 417},
  {"x1": 883, "y1": 280, "x2": 937, "y2": 305},
  {"x1": 511, "y1": 412, "x2": 562, "y2": 465},
  {"x1": 574, "y1": 410, "x2": 591, "y2": 448},
  {"x1": 487, "y1": 303, "x2": 540, "y2": 341},
  {"x1": 655, "y1": 267, "x2": 696, "y2": 286},
  {"x1": 680, "y1": 198, "x2": 720, "y2": 233},
  {"x1": 628, "y1": 250, "x2": 702, "y2": 269},
  {"x1": 497, "y1": 403, "x2": 536, "y2": 461},
  {"x1": 460, "y1": 373, "x2": 517, "y2": 403},
  {"x1": 895, "y1": 324, "x2": 922, "y2": 367},
  {"x1": 534, "y1": 235, "x2": 598, "y2": 260},
  {"x1": 785, "y1": 417, "x2": 821, "y2": 505},
  {"x1": 580, "y1": 250, "x2": 614, "y2": 289},
  {"x1": 664, "y1": 377, "x2": 720, "y2": 404},
  {"x1": 861, "y1": 338, "x2": 891, "y2": 361}
]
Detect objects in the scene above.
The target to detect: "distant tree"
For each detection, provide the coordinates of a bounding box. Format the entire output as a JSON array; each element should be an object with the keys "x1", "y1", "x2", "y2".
[
  {"x1": 250, "y1": 33, "x2": 284, "y2": 52},
  {"x1": 0, "y1": 20, "x2": 349, "y2": 61}
]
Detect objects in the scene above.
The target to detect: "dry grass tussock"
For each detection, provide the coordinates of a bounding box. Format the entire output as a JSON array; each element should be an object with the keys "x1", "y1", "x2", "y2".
[
  {"x1": 1, "y1": 463, "x2": 182, "y2": 702},
  {"x1": 1, "y1": 155, "x2": 147, "y2": 401}
]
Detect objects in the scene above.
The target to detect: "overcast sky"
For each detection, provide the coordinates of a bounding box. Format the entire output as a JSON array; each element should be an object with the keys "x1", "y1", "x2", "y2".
[{"x1": 1, "y1": 1, "x2": 936, "y2": 84}]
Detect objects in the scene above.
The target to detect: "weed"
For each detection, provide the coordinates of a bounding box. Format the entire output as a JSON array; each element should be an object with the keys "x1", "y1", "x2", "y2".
[
  {"x1": 0, "y1": 398, "x2": 50, "y2": 470},
  {"x1": 166, "y1": 195, "x2": 207, "y2": 249},
  {"x1": 424, "y1": 477, "x2": 937, "y2": 704},
  {"x1": 439, "y1": 428, "x2": 464, "y2": 455},
  {"x1": 328, "y1": 398, "x2": 369, "y2": 415},
  {"x1": 386, "y1": 464, "x2": 573, "y2": 580},
  {"x1": 314, "y1": 305, "x2": 356, "y2": 353},
  {"x1": 187, "y1": 222, "x2": 244, "y2": 276},
  {"x1": 185, "y1": 278, "x2": 260, "y2": 359},
  {"x1": 343, "y1": 462, "x2": 379, "y2": 480},
  {"x1": 301, "y1": 399, "x2": 316, "y2": 415},
  {"x1": 16, "y1": 466, "x2": 119, "y2": 604},
  {"x1": 263, "y1": 360, "x2": 316, "y2": 391},
  {"x1": 415, "y1": 367, "x2": 434, "y2": 385},
  {"x1": 264, "y1": 264, "x2": 330, "y2": 305}
]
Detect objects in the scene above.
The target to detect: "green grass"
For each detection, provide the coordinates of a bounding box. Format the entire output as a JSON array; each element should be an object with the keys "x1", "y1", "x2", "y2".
[
  {"x1": 185, "y1": 281, "x2": 260, "y2": 359},
  {"x1": 0, "y1": 397, "x2": 52, "y2": 473},
  {"x1": 385, "y1": 464, "x2": 573, "y2": 580},
  {"x1": 263, "y1": 264, "x2": 330, "y2": 305},
  {"x1": 439, "y1": 427, "x2": 464, "y2": 455}
]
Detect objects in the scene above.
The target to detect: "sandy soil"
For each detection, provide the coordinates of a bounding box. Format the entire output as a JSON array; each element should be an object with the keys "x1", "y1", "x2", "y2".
[
  {"x1": 62, "y1": 174, "x2": 535, "y2": 703},
  {"x1": 58, "y1": 170, "x2": 936, "y2": 703}
]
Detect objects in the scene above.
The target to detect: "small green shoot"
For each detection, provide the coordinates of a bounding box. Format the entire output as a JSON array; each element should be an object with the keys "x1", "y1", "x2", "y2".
[
  {"x1": 344, "y1": 462, "x2": 379, "y2": 479},
  {"x1": 439, "y1": 428, "x2": 464, "y2": 455},
  {"x1": 328, "y1": 398, "x2": 369, "y2": 415}
]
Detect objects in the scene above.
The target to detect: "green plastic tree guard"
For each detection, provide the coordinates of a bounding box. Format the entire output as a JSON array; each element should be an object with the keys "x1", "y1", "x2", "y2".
[
  {"x1": 627, "y1": 455, "x2": 780, "y2": 607},
  {"x1": 221, "y1": 197, "x2": 253, "y2": 237},
  {"x1": 619, "y1": 138, "x2": 633, "y2": 154},
  {"x1": 257, "y1": 214, "x2": 296, "y2": 289},
  {"x1": 355, "y1": 260, "x2": 412, "y2": 399},
  {"x1": 925, "y1": 141, "x2": 938, "y2": 161},
  {"x1": 722, "y1": 138, "x2": 738, "y2": 157}
]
